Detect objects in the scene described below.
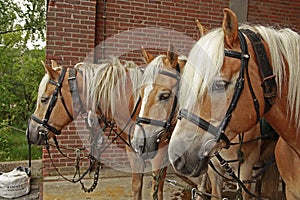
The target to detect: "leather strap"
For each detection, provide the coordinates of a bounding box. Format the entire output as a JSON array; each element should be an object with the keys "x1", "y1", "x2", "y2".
[
  {"x1": 242, "y1": 29, "x2": 277, "y2": 113},
  {"x1": 69, "y1": 68, "x2": 85, "y2": 115}
]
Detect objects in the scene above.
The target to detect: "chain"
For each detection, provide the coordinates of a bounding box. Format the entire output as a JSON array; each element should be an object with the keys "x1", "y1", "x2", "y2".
[
  {"x1": 152, "y1": 167, "x2": 167, "y2": 200},
  {"x1": 165, "y1": 178, "x2": 227, "y2": 200},
  {"x1": 80, "y1": 157, "x2": 101, "y2": 193}
]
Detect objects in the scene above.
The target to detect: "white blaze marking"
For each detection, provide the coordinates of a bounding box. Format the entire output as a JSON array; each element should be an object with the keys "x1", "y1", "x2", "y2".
[{"x1": 139, "y1": 84, "x2": 153, "y2": 117}]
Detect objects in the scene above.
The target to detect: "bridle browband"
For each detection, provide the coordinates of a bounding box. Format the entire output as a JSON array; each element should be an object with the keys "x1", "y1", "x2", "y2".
[
  {"x1": 178, "y1": 29, "x2": 277, "y2": 147},
  {"x1": 30, "y1": 67, "x2": 83, "y2": 136},
  {"x1": 133, "y1": 62, "x2": 181, "y2": 144}
]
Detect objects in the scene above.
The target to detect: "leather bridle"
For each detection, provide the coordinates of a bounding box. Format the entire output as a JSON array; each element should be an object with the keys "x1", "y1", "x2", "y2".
[
  {"x1": 132, "y1": 63, "x2": 181, "y2": 146},
  {"x1": 178, "y1": 29, "x2": 277, "y2": 147},
  {"x1": 30, "y1": 67, "x2": 83, "y2": 137}
]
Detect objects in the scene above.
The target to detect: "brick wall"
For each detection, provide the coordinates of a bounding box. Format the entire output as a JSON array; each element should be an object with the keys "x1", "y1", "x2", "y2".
[
  {"x1": 44, "y1": 0, "x2": 299, "y2": 176},
  {"x1": 46, "y1": 0, "x2": 96, "y2": 67},
  {"x1": 248, "y1": 0, "x2": 300, "y2": 32},
  {"x1": 94, "y1": 0, "x2": 230, "y2": 64},
  {"x1": 44, "y1": 0, "x2": 97, "y2": 176}
]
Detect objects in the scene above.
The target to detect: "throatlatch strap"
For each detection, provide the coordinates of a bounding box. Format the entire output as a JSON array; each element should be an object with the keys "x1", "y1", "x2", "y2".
[{"x1": 242, "y1": 29, "x2": 277, "y2": 113}]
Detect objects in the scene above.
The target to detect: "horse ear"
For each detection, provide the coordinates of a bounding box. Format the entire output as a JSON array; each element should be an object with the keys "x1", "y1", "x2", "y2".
[
  {"x1": 141, "y1": 47, "x2": 154, "y2": 64},
  {"x1": 42, "y1": 61, "x2": 59, "y2": 79},
  {"x1": 178, "y1": 55, "x2": 188, "y2": 70},
  {"x1": 222, "y1": 8, "x2": 239, "y2": 48},
  {"x1": 196, "y1": 19, "x2": 208, "y2": 38},
  {"x1": 51, "y1": 60, "x2": 58, "y2": 68},
  {"x1": 167, "y1": 44, "x2": 178, "y2": 68}
]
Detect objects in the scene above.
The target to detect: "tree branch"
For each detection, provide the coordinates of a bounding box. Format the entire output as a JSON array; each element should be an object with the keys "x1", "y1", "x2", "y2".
[{"x1": 0, "y1": 28, "x2": 31, "y2": 35}]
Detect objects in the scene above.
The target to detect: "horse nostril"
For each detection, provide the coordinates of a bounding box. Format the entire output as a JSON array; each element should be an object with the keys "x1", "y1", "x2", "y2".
[
  {"x1": 172, "y1": 156, "x2": 185, "y2": 170},
  {"x1": 138, "y1": 145, "x2": 144, "y2": 155}
]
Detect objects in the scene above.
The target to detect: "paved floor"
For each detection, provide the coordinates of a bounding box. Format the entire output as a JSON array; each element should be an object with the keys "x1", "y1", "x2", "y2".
[
  {"x1": 42, "y1": 170, "x2": 197, "y2": 200},
  {"x1": 0, "y1": 160, "x2": 199, "y2": 200},
  {"x1": 0, "y1": 161, "x2": 284, "y2": 200}
]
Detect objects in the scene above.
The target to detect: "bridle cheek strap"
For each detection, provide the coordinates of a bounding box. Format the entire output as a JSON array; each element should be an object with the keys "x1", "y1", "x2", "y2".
[{"x1": 30, "y1": 67, "x2": 68, "y2": 135}]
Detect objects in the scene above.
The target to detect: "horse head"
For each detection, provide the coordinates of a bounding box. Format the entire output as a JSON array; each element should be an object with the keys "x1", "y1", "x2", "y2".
[
  {"x1": 27, "y1": 61, "x2": 84, "y2": 145},
  {"x1": 168, "y1": 8, "x2": 277, "y2": 177}
]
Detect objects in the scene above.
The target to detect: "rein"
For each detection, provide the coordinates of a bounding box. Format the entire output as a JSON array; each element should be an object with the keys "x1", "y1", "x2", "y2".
[
  {"x1": 28, "y1": 65, "x2": 142, "y2": 193},
  {"x1": 44, "y1": 136, "x2": 101, "y2": 192}
]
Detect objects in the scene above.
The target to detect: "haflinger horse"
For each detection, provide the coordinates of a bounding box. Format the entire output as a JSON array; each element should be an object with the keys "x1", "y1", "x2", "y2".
[
  {"x1": 131, "y1": 42, "x2": 268, "y2": 199},
  {"x1": 168, "y1": 8, "x2": 300, "y2": 200},
  {"x1": 130, "y1": 44, "x2": 187, "y2": 199},
  {"x1": 26, "y1": 58, "x2": 161, "y2": 199}
]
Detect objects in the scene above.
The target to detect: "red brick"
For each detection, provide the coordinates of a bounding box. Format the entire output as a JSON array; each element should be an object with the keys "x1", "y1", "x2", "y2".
[{"x1": 45, "y1": 0, "x2": 299, "y2": 176}]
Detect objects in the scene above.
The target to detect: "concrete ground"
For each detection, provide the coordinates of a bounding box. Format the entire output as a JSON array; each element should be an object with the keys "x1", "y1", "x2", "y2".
[
  {"x1": 0, "y1": 160, "x2": 200, "y2": 200},
  {"x1": 42, "y1": 171, "x2": 196, "y2": 200},
  {"x1": 0, "y1": 160, "x2": 284, "y2": 200}
]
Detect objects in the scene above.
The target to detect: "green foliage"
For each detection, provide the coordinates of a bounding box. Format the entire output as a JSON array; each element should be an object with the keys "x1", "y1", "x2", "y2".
[
  {"x1": 0, "y1": 0, "x2": 46, "y2": 45},
  {"x1": 0, "y1": 127, "x2": 42, "y2": 161},
  {"x1": 0, "y1": 0, "x2": 46, "y2": 161},
  {"x1": 0, "y1": 47, "x2": 45, "y2": 161},
  {"x1": 0, "y1": 48, "x2": 45, "y2": 129}
]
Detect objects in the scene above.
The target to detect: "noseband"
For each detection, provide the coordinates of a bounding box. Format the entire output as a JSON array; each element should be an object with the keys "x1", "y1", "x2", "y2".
[
  {"x1": 30, "y1": 68, "x2": 82, "y2": 136},
  {"x1": 133, "y1": 63, "x2": 181, "y2": 144},
  {"x1": 178, "y1": 30, "x2": 253, "y2": 146}
]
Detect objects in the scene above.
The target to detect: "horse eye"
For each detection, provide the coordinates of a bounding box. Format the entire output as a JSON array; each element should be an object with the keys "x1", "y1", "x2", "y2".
[
  {"x1": 212, "y1": 80, "x2": 228, "y2": 91},
  {"x1": 159, "y1": 92, "x2": 171, "y2": 101},
  {"x1": 41, "y1": 97, "x2": 50, "y2": 104}
]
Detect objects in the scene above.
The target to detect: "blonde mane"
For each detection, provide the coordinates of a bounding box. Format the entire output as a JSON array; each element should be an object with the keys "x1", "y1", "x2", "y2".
[
  {"x1": 142, "y1": 55, "x2": 166, "y2": 85},
  {"x1": 181, "y1": 25, "x2": 300, "y2": 130},
  {"x1": 180, "y1": 28, "x2": 225, "y2": 109},
  {"x1": 142, "y1": 54, "x2": 187, "y2": 85},
  {"x1": 75, "y1": 58, "x2": 143, "y2": 117}
]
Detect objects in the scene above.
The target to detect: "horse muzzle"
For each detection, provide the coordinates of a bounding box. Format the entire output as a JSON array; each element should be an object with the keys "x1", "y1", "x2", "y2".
[
  {"x1": 168, "y1": 129, "x2": 216, "y2": 177},
  {"x1": 171, "y1": 151, "x2": 209, "y2": 177},
  {"x1": 130, "y1": 124, "x2": 163, "y2": 160},
  {"x1": 26, "y1": 121, "x2": 49, "y2": 145}
]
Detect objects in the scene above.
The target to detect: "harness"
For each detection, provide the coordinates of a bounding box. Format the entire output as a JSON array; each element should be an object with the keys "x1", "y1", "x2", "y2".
[
  {"x1": 28, "y1": 66, "x2": 141, "y2": 193},
  {"x1": 28, "y1": 67, "x2": 102, "y2": 192},
  {"x1": 178, "y1": 29, "x2": 277, "y2": 146},
  {"x1": 30, "y1": 68, "x2": 72, "y2": 135},
  {"x1": 177, "y1": 29, "x2": 277, "y2": 199}
]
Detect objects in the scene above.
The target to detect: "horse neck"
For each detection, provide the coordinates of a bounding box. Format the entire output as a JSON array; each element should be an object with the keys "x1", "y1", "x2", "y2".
[
  {"x1": 264, "y1": 86, "x2": 300, "y2": 153},
  {"x1": 265, "y1": 109, "x2": 300, "y2": 157}
]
